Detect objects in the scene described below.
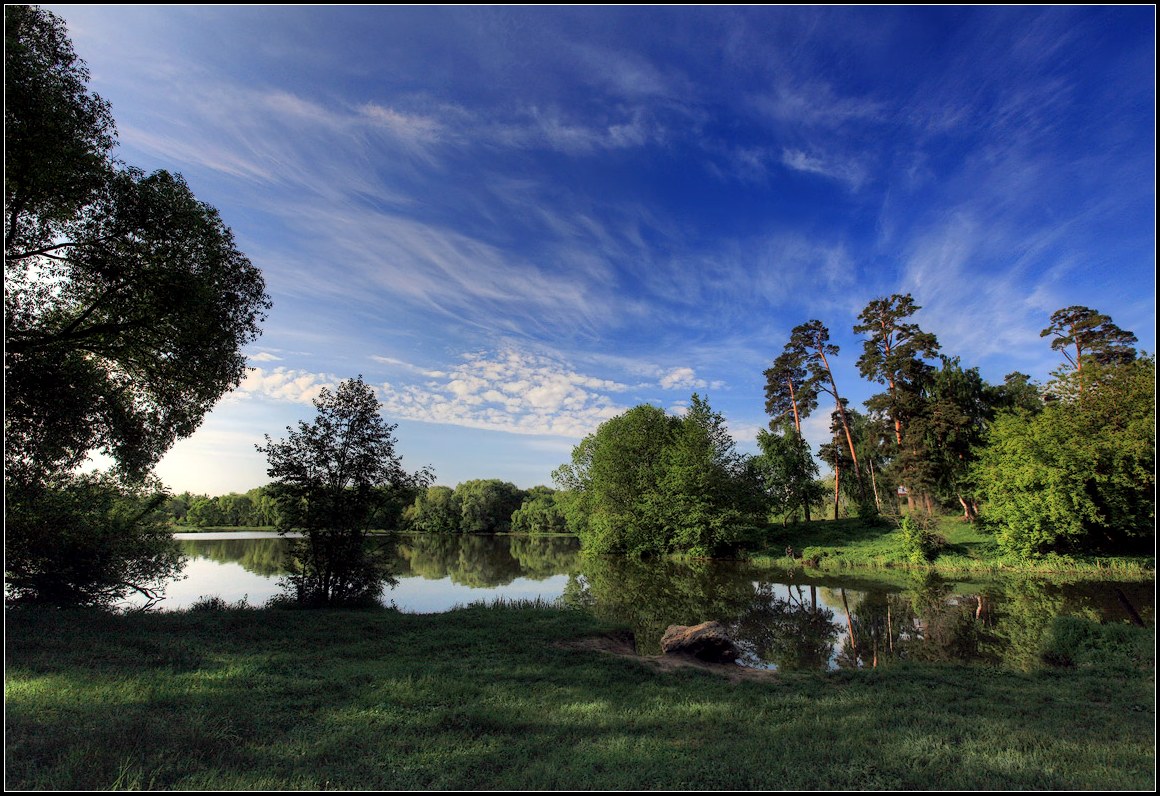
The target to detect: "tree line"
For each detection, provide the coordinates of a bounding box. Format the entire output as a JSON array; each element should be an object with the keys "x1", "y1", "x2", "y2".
[
  {"x1": 547, "y1": 298, "x2": 1152, "y2": 560},
  {"x1": 173, "y1": 480, "x2": 572, "y2": 536}
]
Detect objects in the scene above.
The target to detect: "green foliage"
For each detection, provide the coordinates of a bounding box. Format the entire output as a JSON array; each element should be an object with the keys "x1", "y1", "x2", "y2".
[
  {"x1": 555, "y1": 396, "x2": 764, "y2": 557},
  {"x1": 898, "y1": 515, "x2": 943, "y2": 565},
  {"x1": 257, "y1": 377, "x2": 433, "y2": 606},
  {"x1": 510, "y1": 487, "x2": 569, "y2": 534},
  {"x1": 453, "y1": 479, "x2": 526, "y2": 533},
  {"x1": 753, "y1": 425, "x2": 824, "y2": 523},
  {"x1": 404, "y1": 486, "x2": 462, "y2": 533},
  {"x1": 4, "y1": 471, "x2": 185, "y2": 608},
  {"x1": 973, "y1": 357, "x2": 1155, "y2": 557}
]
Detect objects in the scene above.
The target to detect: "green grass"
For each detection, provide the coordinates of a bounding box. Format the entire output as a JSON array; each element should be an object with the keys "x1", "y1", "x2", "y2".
[
  {"x1": 5, "y1": 602, "x2": 1155, "y2": 790},
  {"x1": 749, "y1": 516, "x2": 1155, "y2": 579}
]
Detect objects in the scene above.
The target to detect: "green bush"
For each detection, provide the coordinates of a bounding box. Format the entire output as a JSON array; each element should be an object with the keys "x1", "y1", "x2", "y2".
[{"x1": 899, "y1": 515, "x2": 943, "y2": 564}]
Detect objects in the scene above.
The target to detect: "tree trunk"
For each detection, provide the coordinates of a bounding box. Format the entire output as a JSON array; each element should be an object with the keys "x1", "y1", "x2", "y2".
[
  {"x1": 958, "y1": 494, "x2": 977, "y2": 522},
  {"x1": 841, "y1": 588, "x2": 858, "y2": 661},
  {"x1": 833, "y1": 461, "x2": 841, "y2": 520}
]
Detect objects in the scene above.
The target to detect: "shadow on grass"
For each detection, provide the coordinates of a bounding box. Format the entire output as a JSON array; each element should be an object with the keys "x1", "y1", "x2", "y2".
[{"x1": 5, "y1": 604, "x2": 1155, "y2": 790}]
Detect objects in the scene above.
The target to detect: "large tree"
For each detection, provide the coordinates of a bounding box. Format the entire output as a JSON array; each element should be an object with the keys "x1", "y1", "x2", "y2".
[
  {"x1": 5, "y1": 6, "x2": 271, "y2": 481},
  {"x1": 853, "y1": 294, "x2": 940, "y2": 447},
  {"x1": 554, "y1": 396, "x2": 763, "y2": 557},
  {"x1": 789, "y1": 320, "x2": 862, "y2": 486},
  {"x1": 763, "y1": 342, "x2": 819, "y2": 438},
  {"x1": 973, "y1": 357, "x2": 1155, "y2": 556},
  {"x1": 4, "y1": 7, "x2": 269, "y2": 608},
  {"x1": 1040, "y1": 305, "x2": 1138, "y2": 376},
  {"x1": 257, "y1": 377, "x2": 433, "y2": 606}
]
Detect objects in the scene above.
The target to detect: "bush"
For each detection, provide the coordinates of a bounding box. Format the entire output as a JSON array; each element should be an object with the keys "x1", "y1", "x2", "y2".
[{"x1": 898, "y1": 515, "x2": 944, "y2": 564}]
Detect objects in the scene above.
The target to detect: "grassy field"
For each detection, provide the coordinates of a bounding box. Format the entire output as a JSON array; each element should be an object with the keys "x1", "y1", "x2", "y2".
[
  {"x1": 750, "y1": 516, "x2": 1155, "y2": 579},
  {"x1": 5, "y1": 602, "x2": 1154, "y2": 790}
]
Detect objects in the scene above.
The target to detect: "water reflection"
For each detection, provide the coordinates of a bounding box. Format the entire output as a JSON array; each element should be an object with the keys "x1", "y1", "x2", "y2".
[{"x1": 168, "y1": 532, "x2": 1152, "y2": 671}]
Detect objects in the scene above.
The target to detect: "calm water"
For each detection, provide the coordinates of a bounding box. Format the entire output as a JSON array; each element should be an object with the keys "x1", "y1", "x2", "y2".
[{"x1": 160, "y1": 531, "x2": 1154, "y2": 671}]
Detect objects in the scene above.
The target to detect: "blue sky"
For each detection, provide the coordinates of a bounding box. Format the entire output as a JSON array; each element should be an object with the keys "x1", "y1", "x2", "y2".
[{"x1": 51, "y1": 5, "x2": 1156, "y2": 495}]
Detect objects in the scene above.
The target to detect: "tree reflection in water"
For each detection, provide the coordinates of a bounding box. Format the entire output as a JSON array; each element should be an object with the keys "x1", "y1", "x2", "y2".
[{"x1": 173, "y1": 534, "x2": 1152, "y2": 670}]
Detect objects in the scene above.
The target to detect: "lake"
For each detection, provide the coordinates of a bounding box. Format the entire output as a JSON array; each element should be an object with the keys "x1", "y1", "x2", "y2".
[{"x1": 158, "y1": 531, "x2": 1154, "y2": 671}]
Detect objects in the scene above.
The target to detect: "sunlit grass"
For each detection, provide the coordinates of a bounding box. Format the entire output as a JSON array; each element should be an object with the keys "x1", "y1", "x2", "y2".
[
  {"x1": 750, "y1": 515, "x2": 1154, "y2": 579},
  {"x1": 5, "y1": 603, "x2": 1154, "y2": 790}
]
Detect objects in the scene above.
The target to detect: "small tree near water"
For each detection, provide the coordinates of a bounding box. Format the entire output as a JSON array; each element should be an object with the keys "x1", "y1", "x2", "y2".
[{"x1": 257, "y1": 376, "x2": 432, "y2": 606}]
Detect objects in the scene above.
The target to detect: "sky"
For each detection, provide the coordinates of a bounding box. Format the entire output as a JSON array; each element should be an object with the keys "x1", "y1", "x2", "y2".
[{"x1": 48, "y1": 5, "x2": 1156, "y2": 496}]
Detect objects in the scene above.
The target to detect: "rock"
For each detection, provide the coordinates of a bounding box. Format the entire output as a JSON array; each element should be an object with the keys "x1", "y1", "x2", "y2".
[{"x1": 659, "y1": 621, "x2": 738, "y2": 663}]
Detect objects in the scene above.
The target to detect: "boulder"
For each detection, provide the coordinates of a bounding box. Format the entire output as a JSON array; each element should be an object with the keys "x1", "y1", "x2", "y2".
[{"x1": 659, "y1": 621, "x2": 738, "y2": 663}]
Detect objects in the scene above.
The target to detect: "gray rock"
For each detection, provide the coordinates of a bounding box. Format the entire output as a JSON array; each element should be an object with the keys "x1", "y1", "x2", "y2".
[{"x1": 659, "y1": 621, "x2": 738, "y2": 663}]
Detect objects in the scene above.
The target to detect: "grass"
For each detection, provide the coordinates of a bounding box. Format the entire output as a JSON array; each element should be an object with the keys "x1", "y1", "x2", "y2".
[
  {"x1": 749, "y1": 516, "x2": 1155, "y2": 579},
  {"x1": 5, "y1": 602, "x2": 1155, "y2": 790}
]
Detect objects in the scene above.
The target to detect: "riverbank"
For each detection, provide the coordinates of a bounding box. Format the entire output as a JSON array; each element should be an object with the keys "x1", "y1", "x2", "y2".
[
  {"x1": 749, "y1": 516, "x2": 1155, "y2": 579},
  {"x1": 5, "y1": 602, "x2": 1154, "y2": 790}
]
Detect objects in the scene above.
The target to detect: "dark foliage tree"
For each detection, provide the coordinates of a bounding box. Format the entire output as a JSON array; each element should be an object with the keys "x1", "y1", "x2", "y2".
[
  {"x1": 992, "y1": 371, "x2": 1044, "y2": 415},
  {"x1": 4, "y1": 7, "x2": 269, "y2": 607},
  {"x1": 789, "y1": 320, "x2": 862, "y2": 485},
  {"x1": 853, "y1": 294, "x2": 940, "y2": 447},
  {"x1": 763, "y1": 343, "x2": 819, "y2": 438},
  {"x1": 257, "y1": 377, "x2": 433, "y2": 606},
  {"x1": 903, "y1": 357, "x2": 993, "y2": 520},
  {"x1": 5, "y1": 7, "x2": 271, "y2": 480},
  {"x1": 854, "y1": 294, "x2": 940, "y2": 512},
  {"x1": 1040, "y1": 305, "x2": 1138, "y2": 376}
]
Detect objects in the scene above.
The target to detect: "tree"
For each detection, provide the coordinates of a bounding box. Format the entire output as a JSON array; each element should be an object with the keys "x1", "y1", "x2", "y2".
[
  {"x1": 4, "y1": 7, "x2": 268, "y2": 608},
  {"x1": 789, "y1": 320, "x2": 863, "y2": 487},
  {"x1": 454, "y1": 479, "x2": 526, "y2": 534},
  {"x1": 763, "y1": 343, "x2": 819, "y2": 438},
  {"x1": 763, "y1": 338, "x2": 820, "y2": 521},
  {"x1": 853, "y1": 294, "x2": 940, "y2": 447},
  {"x1": 973, "y1": 357, "x2": 1155, "y2": 556},
  {"x1": 4, "y1": 472, "x2": 184, "y2": 608},
  {"x1": 904, "y1": 357, "x2": 993, "y2": 520},
  {"x1": 645, "y1": 394, "x2": 764, "y2": 557},
  {"x1": 510, "y1": 487, "x2": 569, "y2": 534},
  {"x1": 5, "y1": 6, "x2": 272, "y2": 482},
  {"x1": 257, "y1": 377, "x2": 433, "y2": 606},
  {"x1": 405, "y1": 486, "x2": 462, "y2": 534},
  {"x1": 554, "y1": 396, "x2": 763, "y2": 557},
  {"x1": 753, "y1": 423, "x2": 824, "y2": 525},
  {"x1": 1040, "y1": 306, "x2": 1138, "y2": 376}
]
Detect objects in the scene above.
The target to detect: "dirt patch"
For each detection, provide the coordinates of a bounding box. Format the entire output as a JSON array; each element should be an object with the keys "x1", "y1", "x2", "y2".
[{"x1": 559, "y1": 632, "x2": 779, "y2": 683}]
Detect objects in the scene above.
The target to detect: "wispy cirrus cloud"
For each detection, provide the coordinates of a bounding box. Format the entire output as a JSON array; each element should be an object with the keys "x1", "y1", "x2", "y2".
[{"x1": 781, "y1": 147, "x2": 869, "y2": 191}]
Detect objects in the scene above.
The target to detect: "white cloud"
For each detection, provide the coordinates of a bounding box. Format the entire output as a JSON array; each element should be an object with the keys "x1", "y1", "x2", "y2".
[
  {"x1": 781, "y1": 148, "x2": 868, "y2": 191},
  {"x1": 249, "y1": 351, "x2": 283, "y2": 362},
  {"x1": 377, "y1": 348, "x2": 630, "y2": 438},
  {"x1": 237, "y1": 367, "x2": 337, "y2": 404}
]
